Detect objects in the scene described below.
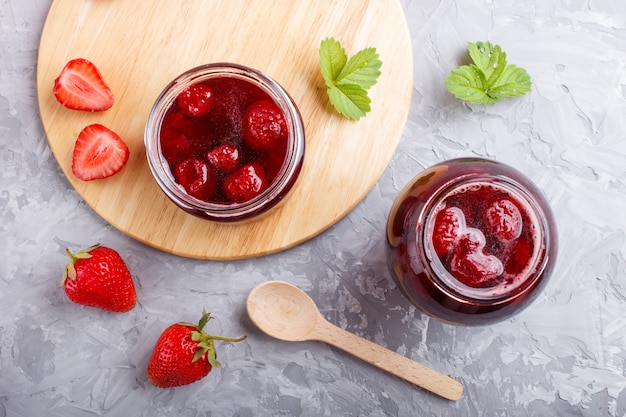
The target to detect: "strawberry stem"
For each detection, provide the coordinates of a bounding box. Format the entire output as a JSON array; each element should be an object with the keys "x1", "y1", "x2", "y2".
[
  {"x1": 61, "y1": 244, "x2": 100, "y2": 286},
  {"x1": 189, "y1": 310, "x2": 246, "y2": 367},
  {"x1": 208, "y1": 335, "x2": 247, "y2": 343}
]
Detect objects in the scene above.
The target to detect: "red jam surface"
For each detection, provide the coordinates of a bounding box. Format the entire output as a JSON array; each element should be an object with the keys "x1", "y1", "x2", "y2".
[
  {"x1": 159, "y1": 77, "x2": 289, "y2": 204},
  {"x1": 428, "y1": 182, "x2": 540, "y2": 292}
]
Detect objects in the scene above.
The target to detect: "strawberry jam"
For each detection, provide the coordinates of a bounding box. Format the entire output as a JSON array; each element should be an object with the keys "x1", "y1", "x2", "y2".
[
  {"x1": 145, "y1": 63, "x2": 305, "y2": 222},
  {"x1": 386, "y1": 158, "x2": 557, "y2": 325}
]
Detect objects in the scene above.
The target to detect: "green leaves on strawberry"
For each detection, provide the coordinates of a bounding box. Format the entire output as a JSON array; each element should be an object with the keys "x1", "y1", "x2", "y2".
[
  {"x1": 62, "y1": 244, "x2": 136, "y2": 312},
  {"x1": 147, "y1": 310, "x2": 246, "y2": 388}
]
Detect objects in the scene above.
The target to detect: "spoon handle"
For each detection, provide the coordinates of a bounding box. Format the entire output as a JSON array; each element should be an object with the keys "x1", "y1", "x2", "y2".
[{"x1": 315, "y1": 319, "x2": 463, "y2": 401}]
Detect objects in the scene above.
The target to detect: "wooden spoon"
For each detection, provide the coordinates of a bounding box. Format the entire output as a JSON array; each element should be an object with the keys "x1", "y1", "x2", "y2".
[{"x1": 246, "y1": 281, "x2": 463, "y2": 401}]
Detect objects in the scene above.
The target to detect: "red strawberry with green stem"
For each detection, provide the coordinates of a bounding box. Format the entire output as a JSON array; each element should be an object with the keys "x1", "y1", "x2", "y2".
[
  {"x1": 62, "y1": 244, "x2": 136, "y2": 312},
  {"x1": 72, "y1": 124, "x2": 130, "y2": 181},
  {"x1": 53, "y1": 58, "x2": 114, "y2": 112},
  {"x1": 147, "y1": 310, "x2": 246, "y2": 388}
]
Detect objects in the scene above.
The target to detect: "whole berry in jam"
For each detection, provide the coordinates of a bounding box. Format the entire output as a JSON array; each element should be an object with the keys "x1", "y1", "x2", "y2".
[
  {"x1": 223, "y1": 163, "x2": 268, "y2": 203},
  {"x1": 484, "y1": 198, "x2": 523, "y2": 241},
  {"x1": 177, "y1": 83, "x2": 215, "y2": 117},
  {"x1": 449, "y1": 229, "x2": 504, "y2": 287},
  {"x1": 432, "y1": 207, "x2": 464, "y2": 257},
  {"x1": 173, "y1": 157, "x2": 218, "y2": 201},
  {"x1": 206, "y1": 143, "x2": 240, "y2": 174},
  {"x1": 242, "y1": 100, "x2": 288, "y2": 151},
  {"x1": 160, "y1": 129, "x2": 193, "y2": 166},
  {"x1": 503, "y1": 237, "x2": 533, "y2": 274}
]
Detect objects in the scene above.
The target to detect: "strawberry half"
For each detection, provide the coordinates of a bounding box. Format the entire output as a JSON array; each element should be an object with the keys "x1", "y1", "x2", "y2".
[
  {"x1": 147, "y1": 310, "x2": 246, "y2": 388},
  {"x1": 72, "y1": 124, "x2": 130, "y2": 181},
  {"x1": 62, "y1": 244, "x2": 136, "y2": 312},
  {"x1": 53, "y1": 58, "x2": 114, "y2": 111}
]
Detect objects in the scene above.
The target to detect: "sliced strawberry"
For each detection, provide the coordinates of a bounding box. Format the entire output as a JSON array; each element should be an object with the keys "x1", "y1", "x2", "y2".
[
  {"x1": 177, "y1": 83, "x2": 215, "y2": 117},
  {"x1": 53, "y1": 58, "x2": 114, "y2": 111},
  {"x1": 242, "y1": 100, "x2": 288, "y2": 151},
  {"x1": 223, "y1": 163, "x2": 267, "y2": 203},
  {"x1": 173, "y1": 157, "x2": 218, "y2": 201},
  {"x1": 484, "y1": 198, "x2": 523, "y2": 241},
  {"x1": 206, "y1": 143, "x2": 240, "y2": 173},
  {"x1": 432, "y1": 206, "x2": 465, "y2": 257},
  {"x1": 72, "y1": 124, "x2": 129, "y2": 181}
]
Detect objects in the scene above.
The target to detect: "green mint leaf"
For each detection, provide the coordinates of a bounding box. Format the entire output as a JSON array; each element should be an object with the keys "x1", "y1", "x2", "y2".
[
  {"x1": 445, "y1": 41, "x2": 531, "y2": 105},
  {"x1": 319, "y1": 37, "x2": 382, "y2": 120},
  {"x1": 327, "y1": 84, "x2": 371, "y2": 120},
  {"x1": 319, "y1": 38, "x2": 347, "y2": 88},
  {"x1": 488, "y1": 64, "x2": 532, "y2": 99},
  {"x1": 468, "y1": 41, "x2": 505, "y2": 83},
  {"x1": 445, "y1": 65, "x2": 496, "y2": 105},
  {"x1": 336, "y1": 47, "x2": 382, "y2": 89}
]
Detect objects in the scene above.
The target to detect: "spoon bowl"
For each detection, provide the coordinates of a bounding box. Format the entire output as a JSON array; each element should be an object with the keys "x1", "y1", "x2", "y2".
[
  {"x1": 247, "y1": 281, "x2": 463, "y2": 401},
  {"x1": 247, "y1": 280, "x2": 320, "y2": 341}
]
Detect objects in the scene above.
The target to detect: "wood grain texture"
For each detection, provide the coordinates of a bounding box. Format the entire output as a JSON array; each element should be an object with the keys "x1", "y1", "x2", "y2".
[{"x1": 36, "y1": 0, "x2": 413, "y2": 259}]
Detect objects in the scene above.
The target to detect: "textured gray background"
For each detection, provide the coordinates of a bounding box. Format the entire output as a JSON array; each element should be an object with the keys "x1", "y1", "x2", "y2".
[{"x1": 2, "y1": 0, "x2": 625, "y2": 416}]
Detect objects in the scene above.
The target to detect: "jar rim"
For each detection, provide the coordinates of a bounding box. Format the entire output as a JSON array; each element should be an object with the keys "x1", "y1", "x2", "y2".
[{"x1": 144, "y1": 63, "x2": 305, "y2": 221}]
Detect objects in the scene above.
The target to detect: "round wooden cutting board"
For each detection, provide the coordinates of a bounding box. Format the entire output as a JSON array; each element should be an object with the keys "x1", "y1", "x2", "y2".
[{"x1": 37, "y1": 0, "x2": 413, "y2": 260}]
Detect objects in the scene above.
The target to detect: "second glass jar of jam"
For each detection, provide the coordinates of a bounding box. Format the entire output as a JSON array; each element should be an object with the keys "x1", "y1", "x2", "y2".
[{"x1": 386, "y1": 158, "x2": 558, "y2": 325}]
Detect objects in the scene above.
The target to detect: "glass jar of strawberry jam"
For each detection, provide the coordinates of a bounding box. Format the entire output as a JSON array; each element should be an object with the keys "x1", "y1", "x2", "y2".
[
  {"x1": 145, "y1": 63, "x2": 305, "y2": 222},
  {"x1": 386, "y1": 158, "x2": 557, "y2": 325}
]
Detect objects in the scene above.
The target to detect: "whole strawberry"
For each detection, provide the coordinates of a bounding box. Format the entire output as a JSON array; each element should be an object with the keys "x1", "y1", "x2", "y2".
[
  {"x1": 62, "y1": 244, "x2": 136, "y2": 312},
  {"x1": 147, "y1": 310, "x2": 246, "y2": 388}
]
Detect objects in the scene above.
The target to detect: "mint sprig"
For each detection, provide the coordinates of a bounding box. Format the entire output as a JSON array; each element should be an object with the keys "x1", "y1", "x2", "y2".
[
  {"x1": 319, "y1": 37, "x2": 382, "y2": 120},
  {"x1": 445, "y1": 41, "x2": 531, "y2": 105}
]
